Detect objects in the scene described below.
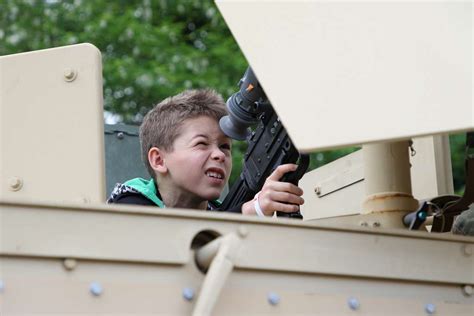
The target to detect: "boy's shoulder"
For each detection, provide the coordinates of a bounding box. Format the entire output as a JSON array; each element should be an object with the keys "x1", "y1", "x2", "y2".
[{"x1": 107, "y1": 178, "x2": 164, "y2": 207}]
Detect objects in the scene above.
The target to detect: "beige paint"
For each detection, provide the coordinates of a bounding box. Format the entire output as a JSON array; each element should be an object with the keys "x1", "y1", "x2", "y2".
[
  {"x1": 301, "y1": 135, "x2": 454, "y2": 221},
  {"x1": 0, "y1": 200, "x2": 473, "y2": 314},
  {"x1": 216, "y1": 0, "x2": 473, "y2": 152},
  {"x1": 0, "y1": 43, "x2": 105, "y2": 204}
]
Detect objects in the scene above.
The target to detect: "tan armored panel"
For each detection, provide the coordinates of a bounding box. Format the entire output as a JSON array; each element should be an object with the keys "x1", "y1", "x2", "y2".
[
  {"x1": 216, "y1": 0, "x2": 473, "y2": 152},
  {"x1": 1, "y1": 200, "x2": 473, "y2": 314},
  {"x1": 0, "y1": 43, "x2": 105, "y2": 204}
]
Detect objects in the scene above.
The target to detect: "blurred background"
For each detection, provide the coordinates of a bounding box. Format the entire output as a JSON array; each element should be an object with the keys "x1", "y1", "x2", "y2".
[{"x1": 0, "y1": 0, "x2": 467, "y2": 191}]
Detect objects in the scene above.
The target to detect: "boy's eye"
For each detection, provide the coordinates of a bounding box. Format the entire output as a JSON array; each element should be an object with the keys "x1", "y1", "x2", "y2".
[{"x1": 221, "y1": 143, "x2": 231, "y2": 151}]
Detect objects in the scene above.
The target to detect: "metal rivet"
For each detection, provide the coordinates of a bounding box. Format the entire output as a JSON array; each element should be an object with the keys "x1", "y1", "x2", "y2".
[
  {"x1": 463, "y1": 284, "x2": 473, "y2": 296},
  {"x1": 425, "y1": 303, "x2": 436, "y2": 314},
  {"x1": 64, "y1": 68, "x2": 77, "y2": 82},
  {"x1": 462, "y1": 244, "x2": 472, "y2": 257},
  {"x1": 9, "y1": 177, "x2": 23, "y2": 191},
  {"x1": 182, "y1": 287, "x2": 194, "y2": 301},
  {"x1": 267, "y1": 292, "x2": 280, "y2": 305},
  {"x1": 359, "y1": 221, "x2": 368, "y2": 227},
  {"x1": 63, "y1": 258, "x2": 77, "y2": 271},
  {"x1": 117, "y1": 132, "x2": 125, "y2": 140},
  {"x1": 89, "y1": 282, "x2": 103, "y2": 296},
  {"x1": 348, "y1": 297, "x2": 360, "y2": 310},
  {"x1": 372, "y1": 221, "x2": 381, "y2": 228},
  {"x1": 0, "y1": 280, "x2": 4, "y2": 293},
  {"x1": 237, "y1": 226, "x2": 249, "y2": 238},
  {"x1": 314, "y1": 187, "x2": 321, "y2": 195}
]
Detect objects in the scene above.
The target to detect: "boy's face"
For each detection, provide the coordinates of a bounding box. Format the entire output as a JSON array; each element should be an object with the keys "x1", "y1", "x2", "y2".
[{"x1": 159, "y1": 116, "x2": 232, "y2": 202}]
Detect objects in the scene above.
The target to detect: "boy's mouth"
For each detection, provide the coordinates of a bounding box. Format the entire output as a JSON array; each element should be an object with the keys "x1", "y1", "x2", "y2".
[{"x1": 205, "y1": 168, "x2": 225, "y2": 180}]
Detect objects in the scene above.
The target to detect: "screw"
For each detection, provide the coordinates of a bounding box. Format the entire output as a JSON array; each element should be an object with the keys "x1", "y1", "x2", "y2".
[
  {"x1": 348, "y1": 297, "x2": 360, "y2": 310},
  {"x1": 314, "y1": 187, "x2": 321, "y2": 195},
  {"x1": 63, "y1": 258, "x2": 77, "y2": 271},
  {"x1": 117, "y1": 132, "x2": 125, "y2": 140},
  {"x1": 64, "y1": 68, "x2": 77, "y2": 81},
  {"x1": 182, "y1": 287, "x2": 194, "y2": 301},
  {"x1": 237, "y1": 226, "x2": 249, "y2": 238},
  {"x1": 267, "y1": 292, "x2": 280, "y2": 305},
  {"x1": 463, "y1": 284, "x2": 473, "y2": 296},
  {"x1": 89, "y1": 282, "x2": 103, "y2": 296},
  {"x1": 0, "y1": 280, "x2": 4, "y2": 293},
  {"x1": 372, "y1": 221, "x2": 381, "y2": 228},
  {"x1": 8, "y1": 177, "x2": 23, "y2": 191},
  {"x1": 462, "y1": 244, "x2": 472, "y2": 257},
  {"x1": 424, "y1": 303, "x2": 436, "y2": 314}
]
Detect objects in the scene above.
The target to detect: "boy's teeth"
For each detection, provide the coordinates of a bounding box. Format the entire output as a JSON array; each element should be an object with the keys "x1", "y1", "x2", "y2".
[{"x1": 206, "y1": 172, "x2": 222, "y2": 179}]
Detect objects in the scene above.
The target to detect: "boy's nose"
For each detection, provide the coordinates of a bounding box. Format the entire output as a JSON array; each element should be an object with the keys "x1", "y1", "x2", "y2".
[{"x1": 211, "y1": 147, "x2": 226, "y2": 161}]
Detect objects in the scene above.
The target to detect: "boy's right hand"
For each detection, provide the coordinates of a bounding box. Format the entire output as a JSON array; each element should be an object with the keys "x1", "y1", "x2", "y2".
[{"x1": 241, "y1": 164, "x2": 305, "y2": 216}]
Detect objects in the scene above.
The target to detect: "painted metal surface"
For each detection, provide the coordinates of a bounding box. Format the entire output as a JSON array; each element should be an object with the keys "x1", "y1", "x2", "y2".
[
  {"x1": 216, "y1": 0, "x2": 473, "y2": 152},
  {"x1": 1, "y1": 200, "x2": 473, "y2": 314}
]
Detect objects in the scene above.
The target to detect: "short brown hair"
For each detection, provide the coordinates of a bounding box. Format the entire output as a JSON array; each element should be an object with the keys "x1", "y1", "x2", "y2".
[{"x1": 140, "y1": 89, "x2": 227, "y2": 178}]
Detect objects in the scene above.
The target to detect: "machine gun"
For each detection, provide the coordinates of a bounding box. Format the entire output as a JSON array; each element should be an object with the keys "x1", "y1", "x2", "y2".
[{"x1": 219, "y1": 67, "x2": 309, "y2": 218}]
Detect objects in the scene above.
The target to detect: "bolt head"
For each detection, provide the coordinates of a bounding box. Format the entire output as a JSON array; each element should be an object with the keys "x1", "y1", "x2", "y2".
[
  {"x1": 462, "y1": 244, "x2": 472, "y2": 257},
  {"x1": 424, "y1": 303, "x2": 436, "y2": 314},
  {"x1": 182, "y1": 287, "x2": 194, "y2": 301},
  {"x1": 237, "y1": 226, "x2": 249, "y2": 238},
  {"x1": 64, "y1": 68, "x2": 77, "y2": 81},
  {"x1": 117, "y1": 132, "x2": 125, "y2": 140},
  {"x1": 63, "y1": 258, "x2": 77, "y2": 271},
  {"x1": 267, "y1": 292, "x2": 280, "y2": 305},
  {"x1": 463, "y1": 284, "x2": 473, "y2": 296},
  {"x1": 348, "y1": 297, "x2": 360, "y2": 310},
  {"x1": 8, "y1": 177, "x2": 23, "y2": 191},
  {"x1": 372, "y1": 221, "x2": 381, "y2": 228},
  {"x1": 89, "y1": 282, "x2": 103, "y2": 296}
]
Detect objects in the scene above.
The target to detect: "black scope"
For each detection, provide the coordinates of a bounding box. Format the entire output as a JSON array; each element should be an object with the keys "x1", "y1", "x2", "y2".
[{"x1": 219, "y1": 67, "x2": 267, "y2": 140}]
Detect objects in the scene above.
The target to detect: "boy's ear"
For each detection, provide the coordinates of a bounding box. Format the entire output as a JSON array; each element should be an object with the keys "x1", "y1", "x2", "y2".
[{"x1": 148, "y1": 147, "x2": 167, "y2": 174}]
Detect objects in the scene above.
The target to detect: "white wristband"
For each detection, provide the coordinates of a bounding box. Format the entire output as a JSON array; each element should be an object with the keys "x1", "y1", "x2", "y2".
[{"x1": 254, "y1": 192, "x2": 266, "y2": 217}]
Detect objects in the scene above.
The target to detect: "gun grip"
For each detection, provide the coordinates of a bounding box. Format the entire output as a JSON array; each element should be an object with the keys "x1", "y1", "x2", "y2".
[{"x1": 277, "y1": 154, "x2": 310, "y2": 219}]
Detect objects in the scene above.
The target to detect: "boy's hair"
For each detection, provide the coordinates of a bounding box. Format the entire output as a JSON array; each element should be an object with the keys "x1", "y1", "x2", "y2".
[{"x1": 140, "y1": 89, "x2": 227, "y2": 178}]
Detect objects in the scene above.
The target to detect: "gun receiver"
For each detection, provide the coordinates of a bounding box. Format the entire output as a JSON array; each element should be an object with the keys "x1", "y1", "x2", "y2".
[{"x1": 219, "y1": 68, "x2": 309, "y2": 218}]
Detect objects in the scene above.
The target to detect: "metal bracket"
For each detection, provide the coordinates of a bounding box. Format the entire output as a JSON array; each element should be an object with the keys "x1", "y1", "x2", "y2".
[{"x1": 193, "y1": 233, "x2": 242, "y2": 316}]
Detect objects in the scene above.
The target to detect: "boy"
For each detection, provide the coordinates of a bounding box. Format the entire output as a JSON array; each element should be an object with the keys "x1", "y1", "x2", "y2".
[{"x1": 108, "y1": 89, "x2": 304, "y2": 216}]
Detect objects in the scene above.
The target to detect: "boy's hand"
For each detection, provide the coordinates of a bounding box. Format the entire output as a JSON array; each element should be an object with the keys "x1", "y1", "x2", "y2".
[{"x1": 242, "y1": 164, "x2": 304, "y2": 216}]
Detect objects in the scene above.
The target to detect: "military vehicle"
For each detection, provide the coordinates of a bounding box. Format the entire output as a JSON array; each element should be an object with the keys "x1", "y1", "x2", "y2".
[{"x1": 1, "y1": 1, "x2": 473, "y2": 315}]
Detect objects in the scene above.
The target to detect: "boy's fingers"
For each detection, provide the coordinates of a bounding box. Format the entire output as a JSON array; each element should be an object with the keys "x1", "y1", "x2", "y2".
[
  {"x1": 268, "y1": 164, "x2": 298, "y2": 181},
  {"x1": 270, "y1": 191, "x2": 305, "y2": 205},
  {"x1": 266, "y1": 201, "x2": 300, "y2": 214},
  {"x1": 264, "y1": 181, "x2": 304, "y2": 196},
  {"x1": 258, "y1": 191, "x2": 304, "y2": 215}
]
